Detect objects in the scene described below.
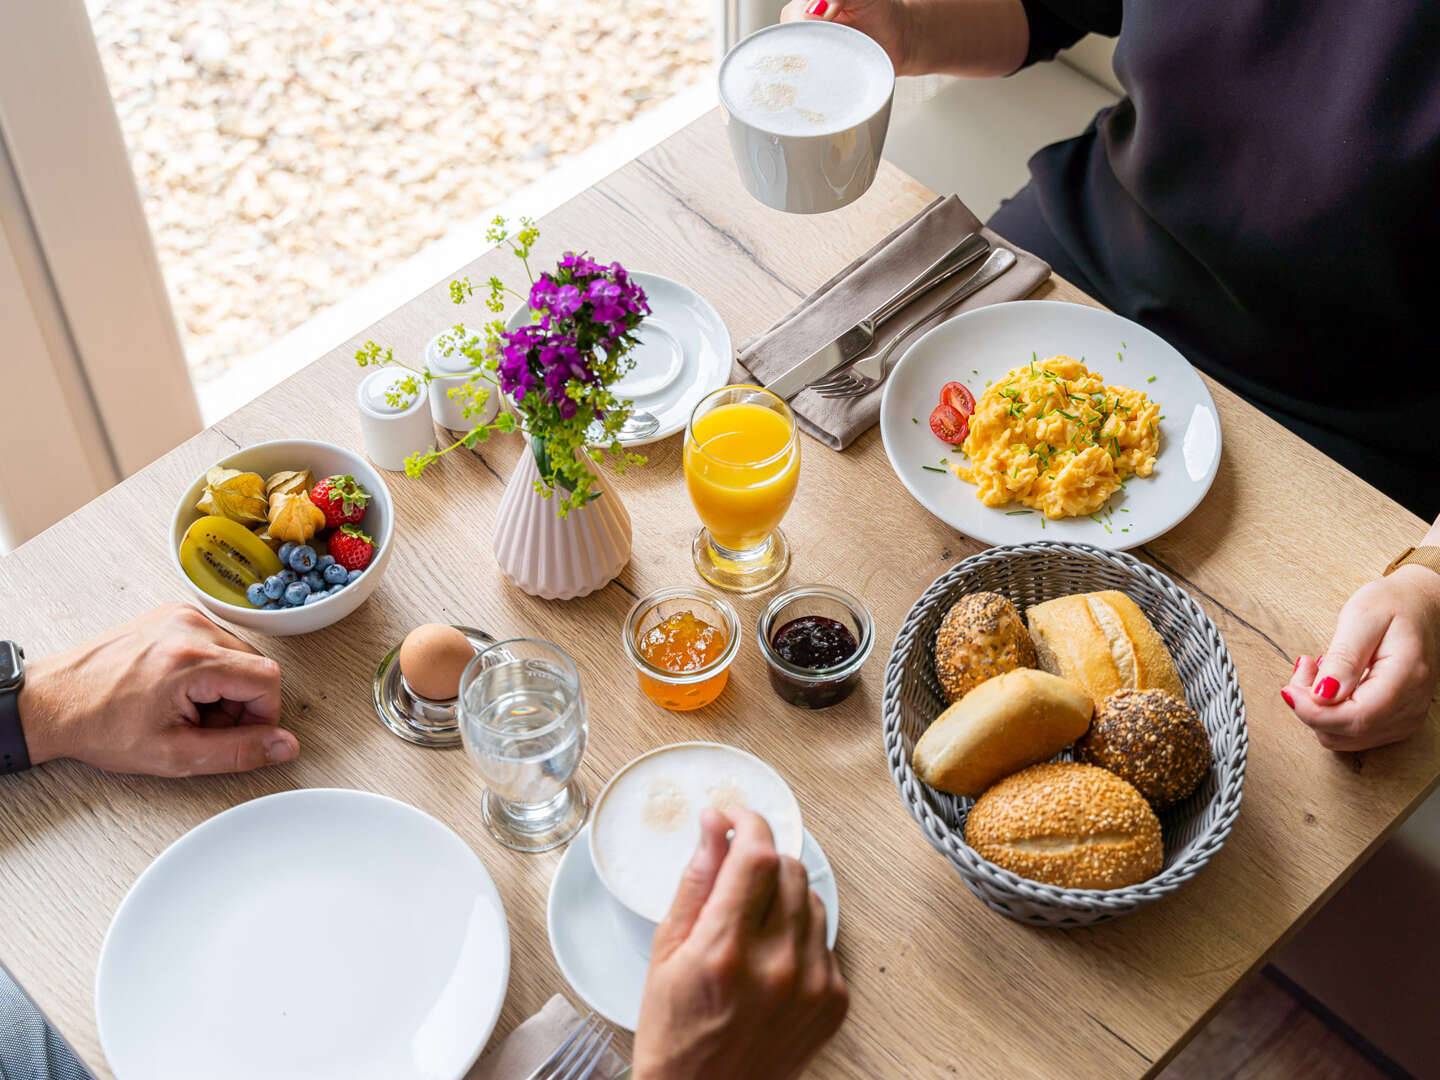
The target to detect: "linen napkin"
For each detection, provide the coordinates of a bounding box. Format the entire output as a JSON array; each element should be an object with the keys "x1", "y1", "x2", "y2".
[
  {"x1": 466, "y1": 995, "x2": 627, "y2": 1080},
  {"x1": 735, "y1": 194, "x2": 1051, "y2": 450}
]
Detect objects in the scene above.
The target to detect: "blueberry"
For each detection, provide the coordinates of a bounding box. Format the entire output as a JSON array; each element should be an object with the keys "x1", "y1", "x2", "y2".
[
  {"x1": 303, "y1": 591, "x2": 327, "y2": 605},
  {"x1": 279, "y1": 569, "x2": 298, "y2": 585},
  {"x1": 317, "y1": 554, "x2": 335, "y2": 570},
  {"x1": 328, "y1": 584, "x2": 346, "y2": 596},
  {"x1": 246, "y1": 582, "x2": 268, "y2": 607},
  {"x1": 262, "y1": 574, "x2": 286, "y2": 600},
  {"x1": 346, "y1": 568, "x2": 364, "y2": 584},
  {"x1": 284, "y1": 581, "x2": 311, "y2": 606},
  {"x1": 262, "y1": 601, "x2": 281, "y2": 610},
  {"x1": 288, "y1": 544, "x2": 317, "y2": 572},
  {"x1": 323, "y1": 563, "x2": 348, "y2": 585},
  {"x1": 277, "y1": 542, "x2": 297, "y2": 566}
]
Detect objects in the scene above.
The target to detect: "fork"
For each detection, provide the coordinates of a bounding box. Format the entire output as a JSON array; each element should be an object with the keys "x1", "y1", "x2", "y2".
[
  {"x1": 524, "y1": 1011, "x2": 621, "y2": 1080},
  {"x1": 809, "y1": 248, "x2": 1017, "y2": 399}
]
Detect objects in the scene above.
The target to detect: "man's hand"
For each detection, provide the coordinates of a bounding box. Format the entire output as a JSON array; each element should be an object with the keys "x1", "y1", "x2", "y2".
[
  {"x1": 1282, "y1": 565, "x2": 1440, "y2": 751},
  {"x1": 16, "y1": 604, "x2": 298, "y2": 776},
  {"x1": 633, "y1": 808, "x2": 848, "y2": 1080}
]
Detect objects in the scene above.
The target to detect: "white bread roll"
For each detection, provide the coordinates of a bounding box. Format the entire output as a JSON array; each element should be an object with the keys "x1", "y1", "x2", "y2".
[
  {"x1": 964, "y1": 761, "x2": 1163, "y2": 890},
  {"x1": 912, "y1": 669, "x2": 1093, "y2": 799},
  {"x1": 1025, "y1": 590, "x2": 1185, "y2": 704}
]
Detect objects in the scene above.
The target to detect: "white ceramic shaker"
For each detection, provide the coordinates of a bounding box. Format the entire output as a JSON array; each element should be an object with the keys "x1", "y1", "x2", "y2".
[
  {"x1": 356, "y1": 369, "x2": 435, "y2": 472},
  {"x1": 423, "y1": 325, "x2": 500, "y2": 433}
]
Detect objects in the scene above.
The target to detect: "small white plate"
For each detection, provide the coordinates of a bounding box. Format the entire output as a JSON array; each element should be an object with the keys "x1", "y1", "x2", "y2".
[
  {"x1": 96, "y1": 789, "x2": 510, "y2": 1080},
  {"x1": 547, "y1": 826, "x2": 839, "y2": 1031},
  {"x1": 879, "y1": 301, "x2": 1221, "y2": 550},
  {"x1": 506, "y1": 271, "x2": 732, "y2": 446}
]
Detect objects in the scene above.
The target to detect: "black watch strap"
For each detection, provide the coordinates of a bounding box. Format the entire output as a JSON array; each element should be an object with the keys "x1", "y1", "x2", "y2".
[{"x1": 0, "y1": 642, "x2": 31, "y2": 774}]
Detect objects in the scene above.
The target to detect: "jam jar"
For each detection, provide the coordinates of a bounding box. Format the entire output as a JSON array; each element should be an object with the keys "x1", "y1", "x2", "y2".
[
  {"x1": 624, "y1": 586, "x2": 741, "y2": 711},
  {"x1": 756, "y1": 585, "x2": 873, "y2": 708}
]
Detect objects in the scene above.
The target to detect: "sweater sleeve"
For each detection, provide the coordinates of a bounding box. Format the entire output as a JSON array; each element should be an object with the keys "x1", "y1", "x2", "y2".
[{"x1": 1017, "y1": 0, "x2": 1123, "y2": 67}]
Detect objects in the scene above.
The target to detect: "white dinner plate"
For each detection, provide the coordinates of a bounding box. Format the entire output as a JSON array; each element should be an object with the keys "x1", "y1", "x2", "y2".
[
  {"x1": 506, "y1": 271, "x2": 733, "y2": 446},
  {"x1": 96, "y1": 789, "x2": 510, "y2": 1080},
  {"x1": 547, "y1": 826, "x2": 839, "y2": 1031},
  {"x1": 879, "y1": 300, "x2": 1221, "y2": 550}
]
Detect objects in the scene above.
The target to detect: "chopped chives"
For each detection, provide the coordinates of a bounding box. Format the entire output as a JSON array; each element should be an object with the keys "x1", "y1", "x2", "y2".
[
  {"x1": 912, "y1": 417, "x2": 918, "y2": 424},
  {"x1": 1117, "y1": 351, "x2": 1124, "y2": 362},
  {"x1": 1119, "y1": 507, "x2": 1130, "y2": 512},
  {"x1": 921, "y1": 465, "x2": 945, "y2": 473},
  {"x1": 1089, "y1": 514, "x2": 1104, "y2": 525},
  {"x1": 1005, "y1": 510, "x2": 1034, "y2": 516},
  {"x1": 1146, "y1": 375, "x2": 1156, "y2": 383}
]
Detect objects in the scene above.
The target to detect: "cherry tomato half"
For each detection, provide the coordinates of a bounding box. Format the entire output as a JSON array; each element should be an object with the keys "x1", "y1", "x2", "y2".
[
  {"x1": 929, "y1": 403, "x2": 969, "y2": 444},
  {"x1": 941, "y1": 380, "x2": 976, "y2": 417}
]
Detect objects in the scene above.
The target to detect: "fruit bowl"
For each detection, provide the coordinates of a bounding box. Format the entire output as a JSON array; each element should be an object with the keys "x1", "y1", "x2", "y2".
[{"x1": 170, "y1": 440, "x2": 394, "y2": 636}]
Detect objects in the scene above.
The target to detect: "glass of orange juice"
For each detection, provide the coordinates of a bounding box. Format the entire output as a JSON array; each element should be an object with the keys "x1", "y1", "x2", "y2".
[{"x1": 683, "y1": 384, "x2": 800, "y2": 592}]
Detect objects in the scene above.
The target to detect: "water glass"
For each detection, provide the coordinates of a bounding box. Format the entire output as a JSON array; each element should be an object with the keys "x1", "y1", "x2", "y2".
[{"x1": 459, "y1": 638, "x2": 589, "y2": 852}]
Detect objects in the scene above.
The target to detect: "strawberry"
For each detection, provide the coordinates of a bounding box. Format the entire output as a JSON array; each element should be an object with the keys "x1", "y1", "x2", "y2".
[
  {"x1": 310, "y1": 474, "x2": 371, "y2": 529},
  {"x1": 329, "y1": 524, "x2": 376, "y2": 571}
]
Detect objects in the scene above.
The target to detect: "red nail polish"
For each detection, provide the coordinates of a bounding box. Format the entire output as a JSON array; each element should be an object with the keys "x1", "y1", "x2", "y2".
[
  {"x1": 1316, "y1": 676, "x2": 1339, "y2": 700},
  {"x1": 1292, "y1": 656, "x2": 1301, "y2": 673},
  {"x1": 1317, "y1": 654, "x2": 1325, "y2": 665},
  {"x1": 806, "y1": 0, "x2": 829, "y2": 15},
  {"x1": 1280, "y1": 688, "x2": 1295, "y2": 708}
]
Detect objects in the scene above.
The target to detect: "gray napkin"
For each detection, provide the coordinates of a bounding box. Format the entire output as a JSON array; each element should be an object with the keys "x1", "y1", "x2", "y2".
[
  {"x1": 466, "y1": 995, "x2": 627, "y2": 1080},
  {"x1": 735, "y1": 194, "x2": 1051, "y2": 450}
]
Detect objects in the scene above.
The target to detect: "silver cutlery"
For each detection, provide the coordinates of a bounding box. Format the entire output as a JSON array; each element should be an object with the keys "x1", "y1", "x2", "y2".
[
  {"x1": 809, "y1": 248, "x2": 1017, "y2": 399},
  {"x1": 765, "y1": 232, "x2": 990, "y2": 401},
  {"x1": 524, "y1": 1011, "x2": 619, "y2": 1080}
]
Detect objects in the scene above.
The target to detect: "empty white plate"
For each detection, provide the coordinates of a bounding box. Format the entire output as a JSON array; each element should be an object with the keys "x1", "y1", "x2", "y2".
[
  {"x1": 547, "y1": 826, "x2": 838, "y2": 1031},
  {"x1": 507, "y1": 271, "x2": 733, "y2": 446},
  {"x1": 96, "y1": 789, "x2": 510, "y2": 1080},
  {"x1": 879, "y1": 300, "x2": 1222, "y2": 550}
]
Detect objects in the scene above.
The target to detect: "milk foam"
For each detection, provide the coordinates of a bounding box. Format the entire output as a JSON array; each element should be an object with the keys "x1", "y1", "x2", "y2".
[
  {"x1": 592, "y1": 744, "x2": 804, "y2": 923},
  {"x1": 720, "y1": 22, "x2": 892, "y2": 137}
]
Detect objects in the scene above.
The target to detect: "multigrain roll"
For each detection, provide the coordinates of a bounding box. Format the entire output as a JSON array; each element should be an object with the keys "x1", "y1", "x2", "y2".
[
  {"x1": 933, "y1": 592, "x2": 1036, "y2": 704},
  {"x1": 912, "y1": 669, "x2": 1093, "y2": 799},
  {"x1": 964, "y1": 762, "x2": 1163, "y2": 890},
  {"x1": 1077, "y1": 689, "x2": 1212, "y2": 810},
  {"x1": 1025, "y1": 590, "x2": 1185, "y2": 703}
]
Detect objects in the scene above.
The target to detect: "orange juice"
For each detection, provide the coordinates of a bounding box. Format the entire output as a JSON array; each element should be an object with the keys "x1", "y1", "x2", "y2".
[{"x1": 684, "y1": 401, "x2": 800, "y2": 552}]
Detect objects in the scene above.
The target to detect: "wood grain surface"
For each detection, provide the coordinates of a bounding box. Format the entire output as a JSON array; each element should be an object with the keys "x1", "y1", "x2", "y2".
[{"x1": 1, "y1": 111, "x2": 1436, "y2": 1079}]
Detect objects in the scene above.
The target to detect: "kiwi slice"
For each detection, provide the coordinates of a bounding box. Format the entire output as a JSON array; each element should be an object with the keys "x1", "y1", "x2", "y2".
[{"x1": 180, "y1": 515, "x2": 284, "y2": 607}]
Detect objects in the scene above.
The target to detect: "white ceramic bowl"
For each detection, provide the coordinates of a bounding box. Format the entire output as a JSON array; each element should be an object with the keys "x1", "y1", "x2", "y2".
[{"x1": 170, "y1": 439, "x2": 394, "y2": 636}]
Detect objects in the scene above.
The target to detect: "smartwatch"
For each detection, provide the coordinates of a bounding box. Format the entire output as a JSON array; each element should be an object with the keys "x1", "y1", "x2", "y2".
[{"x1": 0, "y1": 641, "x2": 30, "y2": 774}]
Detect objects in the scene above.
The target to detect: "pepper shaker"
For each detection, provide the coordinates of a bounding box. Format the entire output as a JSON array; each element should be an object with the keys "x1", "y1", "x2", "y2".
[
  {"x1": 356, "y1": 369, "x2": 435, "y2": 472},
  {"x1": 424, "y1": 325, "x2": 500, "y2": 433}
]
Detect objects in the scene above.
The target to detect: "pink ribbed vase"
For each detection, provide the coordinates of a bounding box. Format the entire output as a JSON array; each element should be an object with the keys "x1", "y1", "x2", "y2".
[{"x1": 492, "y1": 445, "x2": 632, "y2": 600}]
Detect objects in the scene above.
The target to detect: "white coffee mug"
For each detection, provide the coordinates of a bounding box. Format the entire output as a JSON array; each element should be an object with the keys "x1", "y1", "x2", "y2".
[{"x1": 719, "y1": 21, "x2": 895, "y2": 214}]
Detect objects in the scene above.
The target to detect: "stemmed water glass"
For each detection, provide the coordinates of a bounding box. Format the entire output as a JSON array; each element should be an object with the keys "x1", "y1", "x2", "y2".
[{"x1": 459, "y1": 638, "x2": 589, "y2": 852}]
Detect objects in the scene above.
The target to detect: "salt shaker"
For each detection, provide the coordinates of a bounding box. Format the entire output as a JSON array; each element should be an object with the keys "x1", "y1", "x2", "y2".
[
  {"x1": 423, "y1": 325, "x2": 500, "y2": 433},
  {"x1": 356, "y1": 369, "x2": 435, "y2": 472}
]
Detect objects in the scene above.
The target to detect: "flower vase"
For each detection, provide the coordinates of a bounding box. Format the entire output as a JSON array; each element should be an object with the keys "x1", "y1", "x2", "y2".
[{"x1": 492, "y1": 444, "x2": 632, "y2": 600}]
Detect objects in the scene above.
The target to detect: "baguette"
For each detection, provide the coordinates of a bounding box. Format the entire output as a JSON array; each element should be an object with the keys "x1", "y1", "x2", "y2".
[
  {"x1": 1025, "y1": 590, "x2": 1185, "y2": 703},
  {"x1": 912, "y1": 668, "x2": 1093, "y2": 799}
]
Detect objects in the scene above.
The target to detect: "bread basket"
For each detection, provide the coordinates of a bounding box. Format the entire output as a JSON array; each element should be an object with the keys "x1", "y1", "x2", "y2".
[{"x1": 883, "y1": 541, "x2": 1247, "y2": 927}]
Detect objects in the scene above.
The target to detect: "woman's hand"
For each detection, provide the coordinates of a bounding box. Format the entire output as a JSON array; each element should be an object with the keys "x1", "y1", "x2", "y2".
[
  {"x1": 633, "y1": 808, "x2": 848, "y2": 1080},
  {"x1": 781, "y1": 0, "x2": 914, "y2": 74},
  {"x1": 1282, "y1": 565, "x2": 1440, "y2": 751},
  {"x1": 17, "y1": 603, "x2": 298, "y2": 776}
]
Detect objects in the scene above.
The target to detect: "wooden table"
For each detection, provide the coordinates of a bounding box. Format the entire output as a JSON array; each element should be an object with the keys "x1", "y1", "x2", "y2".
[{"x1": 2, "y1": 111, "x2": 1437, "y2": 1079}]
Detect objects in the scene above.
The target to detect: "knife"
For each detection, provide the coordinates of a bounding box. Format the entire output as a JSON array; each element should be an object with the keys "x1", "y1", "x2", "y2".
[{"x1": 766, "y1": 232, "x2": 990, "y2": 401}]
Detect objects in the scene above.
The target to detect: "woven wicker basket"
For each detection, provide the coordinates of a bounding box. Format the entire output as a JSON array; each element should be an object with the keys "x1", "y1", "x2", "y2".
[{"x1": 883, "y1": 541, "x2": 1248, "y2": 927}]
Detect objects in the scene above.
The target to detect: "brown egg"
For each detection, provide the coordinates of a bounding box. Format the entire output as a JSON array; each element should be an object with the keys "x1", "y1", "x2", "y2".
[{"x1": 399, "y1": 624, "x2": 475, "y2": 701}]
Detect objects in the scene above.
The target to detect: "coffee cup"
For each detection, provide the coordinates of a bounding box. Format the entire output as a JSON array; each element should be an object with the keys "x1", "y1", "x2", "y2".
[
  {"x1": 718, "y1": 20, "x2": 895, "y2": 214},
  {"x1": 589, "y1": 741, "x2": 805, "y2": 956}
]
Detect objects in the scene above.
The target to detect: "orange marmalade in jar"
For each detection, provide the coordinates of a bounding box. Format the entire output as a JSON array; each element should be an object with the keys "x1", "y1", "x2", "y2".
[{"x1": 623, "y1": 587, "x2": 740, "y2": 711}]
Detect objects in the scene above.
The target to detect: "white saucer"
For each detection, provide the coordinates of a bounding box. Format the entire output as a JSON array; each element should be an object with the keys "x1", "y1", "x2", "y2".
[
  {"x1": 96, "y1": 789, "x2": 510, "y2": 1080},
  {"x1": 547, "y1": 826, "x2": 839, "y2": 1031},
  {"x1": 506, "y1": 271, "x2": 732, "y2": 446}
]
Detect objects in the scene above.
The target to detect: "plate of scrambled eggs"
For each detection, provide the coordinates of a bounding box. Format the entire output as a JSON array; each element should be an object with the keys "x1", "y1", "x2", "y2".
[{"x1": 879, "y1": 301, "x2": 1221, "y2": 549}]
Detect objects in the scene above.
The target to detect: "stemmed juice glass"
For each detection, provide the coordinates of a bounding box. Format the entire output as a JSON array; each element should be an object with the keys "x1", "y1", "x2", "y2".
[
  {"x1": 683, "y1": 384, "x2": 801, "y2": 593},
  {"x1": 458, "y1": 638, "x2": 588, "y2": 852}
]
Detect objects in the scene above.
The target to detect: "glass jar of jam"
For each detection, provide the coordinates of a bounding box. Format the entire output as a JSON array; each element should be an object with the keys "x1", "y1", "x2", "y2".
[
  {"x1": 756, "y1": 585, "x2": 873, "y2": 709},
  {"x1": 623, "y1": 587, "x2": 741, "y2": 711}
]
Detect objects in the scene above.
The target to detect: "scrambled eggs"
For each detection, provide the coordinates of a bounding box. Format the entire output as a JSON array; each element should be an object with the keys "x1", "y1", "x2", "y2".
[{"x1": 951, "y1": 355, "x2": 1160, "y2": 518}]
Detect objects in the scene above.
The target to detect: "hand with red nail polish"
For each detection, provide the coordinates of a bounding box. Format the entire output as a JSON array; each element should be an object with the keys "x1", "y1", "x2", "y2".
[{"x1": 1282, "y1": 562, "x2": 1440, "y2": 751}]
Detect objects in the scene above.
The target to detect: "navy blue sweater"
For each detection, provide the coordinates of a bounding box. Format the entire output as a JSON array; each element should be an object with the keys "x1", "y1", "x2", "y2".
[{"x1": 992, "y1": 0, "x2": 1440, "y2": 518}]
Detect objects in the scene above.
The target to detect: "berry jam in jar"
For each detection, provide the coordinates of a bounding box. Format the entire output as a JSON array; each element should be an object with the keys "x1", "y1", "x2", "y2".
[{"x1": 757, "y1": 586, "x2": 874, "y2": 709}]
